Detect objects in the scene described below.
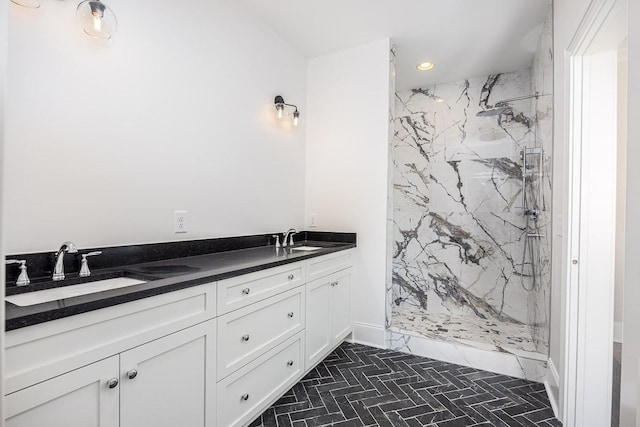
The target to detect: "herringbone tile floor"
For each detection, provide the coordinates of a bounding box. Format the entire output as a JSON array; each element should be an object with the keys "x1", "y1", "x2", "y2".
[{"x1": 250, "y1": 342, "x2": 561, "y2": 427}]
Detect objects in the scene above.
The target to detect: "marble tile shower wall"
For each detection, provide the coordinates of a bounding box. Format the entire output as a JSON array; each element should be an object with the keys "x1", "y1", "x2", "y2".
[
  {"x1": 389, "y1": 65, "x2": 551, "y2": 355},
  {"x1": 528, "y1": 6, "x2": 553, "y2": 356}
]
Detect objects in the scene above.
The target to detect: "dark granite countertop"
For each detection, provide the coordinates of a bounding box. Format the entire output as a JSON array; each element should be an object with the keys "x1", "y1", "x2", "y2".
[{"x1": 5, "y1": 237, "x2": 355, "y2": 331}]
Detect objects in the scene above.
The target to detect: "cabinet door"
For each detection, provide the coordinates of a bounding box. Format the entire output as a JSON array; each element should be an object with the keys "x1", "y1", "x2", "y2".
[
  {"x1": 120, "y1": 319, "x2": 216, "y2": 427},
  {"x1": 331, "y1": 269, "x2": 352, "y2": 343},
  {"x1": 305, "y1": 277, "x2": 332, "y2": 371},
  {"x1": 5, "y1": 356, "x2": 119, "y2": 427}
]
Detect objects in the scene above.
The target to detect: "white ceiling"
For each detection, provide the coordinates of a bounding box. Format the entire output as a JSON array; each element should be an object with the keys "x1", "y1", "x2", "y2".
[{"x1": 236, "y1": 0, "x2": 551, "y2": 91}]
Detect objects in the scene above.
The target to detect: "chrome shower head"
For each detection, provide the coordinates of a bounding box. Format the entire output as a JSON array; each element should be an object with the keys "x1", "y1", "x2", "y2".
[{"x1": 476, "y1": 106, "x2": 513, "y2": 117}]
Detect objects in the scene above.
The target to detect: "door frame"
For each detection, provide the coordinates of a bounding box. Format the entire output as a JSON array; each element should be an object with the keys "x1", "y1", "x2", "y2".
[{"x1": 562, "y1": 0, "x2": 626, "y2": 425}]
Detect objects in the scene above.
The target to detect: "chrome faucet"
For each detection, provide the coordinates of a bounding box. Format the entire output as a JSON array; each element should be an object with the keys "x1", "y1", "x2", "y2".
[
  {"x1": 52, "y1": 241, "x2": 78, "y2": 281},
  {"x1": 282, "y1": 229, "x2": 297, "y2": 247}
]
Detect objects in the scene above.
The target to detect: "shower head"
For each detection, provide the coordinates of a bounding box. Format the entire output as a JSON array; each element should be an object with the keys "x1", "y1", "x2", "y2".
[{"x1": 476, "y1": 106, "x2": 513, "y2": 117}]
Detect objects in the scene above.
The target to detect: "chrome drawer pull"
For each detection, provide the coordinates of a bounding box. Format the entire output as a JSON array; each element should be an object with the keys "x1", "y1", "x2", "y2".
[
  {"x1": 107, "y1": 378, "x2": 119, "y2": 389},
  {"x1": 241, "y1": 394, "x2": 250, "y2": 401},
  {"x1": 241, "y1": 334, "x2": 250, "y2": 342},
  {"x1": 287, "y1": 360, "x2": 294, "y2": 366},
  {"x1": 288, "y1": 274, "x2": 294, "y2": 280},
  {"x1": 331, "y1": 281, "x2": 338, "y2": 287},
  {"x1": 242, "y1": 288, "x2": 251, "y2": 295},
  {"x1": 127, "y1": 369, "x2": 138, "y2": 380},
  {"x1": 288, "y1": 312, "x2": 294, "y2": 318}
]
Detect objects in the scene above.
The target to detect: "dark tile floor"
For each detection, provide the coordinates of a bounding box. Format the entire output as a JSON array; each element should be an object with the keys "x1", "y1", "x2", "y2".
[
  {"x1": 612, "y1": 342, "x2": 621, "y2": 427},
  {"x1": 250, "y1": 342, "x2": 562, "y2": 427}
]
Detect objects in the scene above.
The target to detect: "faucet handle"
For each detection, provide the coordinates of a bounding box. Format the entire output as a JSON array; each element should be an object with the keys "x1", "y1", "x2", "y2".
[
  {"x1": 79, "y1": 251, "x2": 102, "y2": 277},
  {"x1": 272, "y1": 235, "x2": 281, "y2": 249},
  {"x1": 5, "y1": 259, "x2": 30, "y2": 286},
  {"x1": 289, "y1": 231, "x2": 296, "y2": 247}
]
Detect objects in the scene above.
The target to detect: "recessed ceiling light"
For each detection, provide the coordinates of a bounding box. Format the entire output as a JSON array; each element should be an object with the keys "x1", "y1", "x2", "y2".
[
  {"x1": 417, "y1": 62, "x2": 435, "y2": 71},
  {"x1": 435, "y1": 97, "x2": 444, "y2": 103}
]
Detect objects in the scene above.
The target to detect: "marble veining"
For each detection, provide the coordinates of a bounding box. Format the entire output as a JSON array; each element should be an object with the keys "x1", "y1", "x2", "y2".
[{"x1": 386, "y1": 4, "x2": 553, "y2": 369}]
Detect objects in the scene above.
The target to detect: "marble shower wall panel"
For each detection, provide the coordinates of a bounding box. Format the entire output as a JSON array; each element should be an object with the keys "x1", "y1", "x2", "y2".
[
  {"x1": 386, "y1": 47, "x2": 397, "y2": 330},
  {"x1": 528, "y1": 6, "x2": 553, "y2": 355},
  {"x1": 392, "y1": 69, "x2": 537, "y2": 328}
]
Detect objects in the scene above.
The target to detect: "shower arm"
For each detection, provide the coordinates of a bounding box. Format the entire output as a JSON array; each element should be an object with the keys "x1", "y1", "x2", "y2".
[{"x1": 494, "y1": 92, "x2": 550, "y2": 107}]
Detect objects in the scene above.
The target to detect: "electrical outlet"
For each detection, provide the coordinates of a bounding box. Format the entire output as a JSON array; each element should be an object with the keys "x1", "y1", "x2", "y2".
[
  {"x1": 174, "y1": 210, "x2": 188, "y2": 233},
  {"x1": 309, "y1": 213, "x2": 318, "y2": 228}
]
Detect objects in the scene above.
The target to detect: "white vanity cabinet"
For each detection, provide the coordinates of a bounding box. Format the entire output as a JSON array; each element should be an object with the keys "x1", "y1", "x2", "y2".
[
  {"x1": 4, "y1": 248, "x2": 355, "y2": 427},
  {"x1": 305, "y1": 268, "x2": 352, "y2": 371},
  {"x1": 6, "y1": 320, "x2": 216, "y2": 427}
]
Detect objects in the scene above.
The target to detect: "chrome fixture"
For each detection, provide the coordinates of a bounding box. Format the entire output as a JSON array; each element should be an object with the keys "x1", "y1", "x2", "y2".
[
  {"x1": 79, "y1": 251, "x2": 102, "y2": 277},
  {"x1": 272, "y1": 234, "x2": 281, "y2": 249},
  {"x1": 274, "y1": 96, "x2": 300, "y2": 127},
  {"x1": 5, "y1": 259, "x2": 30, "y2": 286},
  {"x1": 282, "y1": 229, "x2": 297, "y2": 247},
  {"x1": 52, "y1": 241, "x2": 79, "y2": 281},
  {"x1": 476, "y1": 92, "x2": 550, "y2": 117},
  {"x1": 76, "y1": 0, "x2": 118, "y2": 40}
]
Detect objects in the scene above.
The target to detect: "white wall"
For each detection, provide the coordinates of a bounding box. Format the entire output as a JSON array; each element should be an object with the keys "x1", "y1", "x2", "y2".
[
  {"x1": 305, "y1": 39, "x2": 391, "y2": 347},
  {"x1": 0, "y1": 0, "x2": 7, "y2": 419},
  {"x1": 614, "y1": 46, "x2": 627, "y2": 332},
  {"x1": 621, "y1": 0, "x2": 640, "y2": 423},
  {"x1": 5, "y1": 0, "x2": 307, "y2": 254}
]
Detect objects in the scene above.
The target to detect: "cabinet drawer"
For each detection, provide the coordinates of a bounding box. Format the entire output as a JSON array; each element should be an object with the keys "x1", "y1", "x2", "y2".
[
  {"x1": 217, "y1": 287, "x2": 305, "y2": 379},
  {"x1": 306, "y1": 249, "x2": 353, "y2": 282},
  {"x1": 217, "y1": 262, "x2": 304, "y2": 315},
  {"x1": 217, "y1": 332, "x2": 304, "y2": 427}
]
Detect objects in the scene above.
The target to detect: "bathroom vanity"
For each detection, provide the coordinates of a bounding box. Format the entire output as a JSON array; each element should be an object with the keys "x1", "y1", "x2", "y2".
[{"x1": 3, "y1": 233, "x2": 355, "y2": 427}]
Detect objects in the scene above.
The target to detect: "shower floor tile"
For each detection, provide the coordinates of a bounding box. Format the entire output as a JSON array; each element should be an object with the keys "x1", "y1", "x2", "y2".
[
  {"x1": 392, "y1": 306, "x2": 544, "y2": 357},
  {"x1": 250, "y1": 342, "x2": 561, "y2": 427}
]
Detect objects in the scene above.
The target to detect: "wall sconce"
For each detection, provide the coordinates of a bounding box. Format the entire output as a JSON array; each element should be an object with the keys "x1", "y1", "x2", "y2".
[
  {"x1": 274, "y1": 95, "x2": 300, "y2": 127},
  {"x1": 9, "y1": 0, "x2": 118, "y2": 40},
  {"x1": 76, "y1": 0, "x2": 118, "y2": 40}
]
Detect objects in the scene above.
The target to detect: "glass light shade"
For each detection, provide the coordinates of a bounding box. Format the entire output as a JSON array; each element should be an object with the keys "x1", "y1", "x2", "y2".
[
  {"x1": 276, "y1": 104, "x2": 284, "y2": 120},
  {"x1": 293, "y1": 110, "x2": 299, "y2": 127},
  {"x1": 76, "y1": 0, "x2": 118, "y2": 40},
  {"x1": 10, "y1": 0, "x2": 43, "y2": 9}
]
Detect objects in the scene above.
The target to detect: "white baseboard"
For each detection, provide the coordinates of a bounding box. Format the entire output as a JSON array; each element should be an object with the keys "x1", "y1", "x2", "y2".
[
  {"x1": 614, "y1": 322, "x2": 623, "y2": 343},
  {"x1": 545, "y1": 357, "x2": 561, "y2": 420},
  {"x1": 352, "y1": 322, "x2": 386, "y2": 349}
]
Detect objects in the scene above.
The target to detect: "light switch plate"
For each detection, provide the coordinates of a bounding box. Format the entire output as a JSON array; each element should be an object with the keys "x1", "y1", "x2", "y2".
[{"x1": 174, "y1": 210, "x2": 188, "y2": 233}]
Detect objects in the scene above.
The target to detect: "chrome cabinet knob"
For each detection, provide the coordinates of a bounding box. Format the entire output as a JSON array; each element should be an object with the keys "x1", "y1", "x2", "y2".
[
  {"x1": 127, "y1": 369, "x2": 138, "y2": 380},
  {"x1": 287, "y1": 360, "x2": 294, "y2": 366},
  {"x1": 241, "y1": 393, "x2": 249, "y2": 401},
  {"x1": 288, "y1": 312, "x2": 294, "y2": 318},
  {"x1": 241, "y1": 334, "x2": 250, "y2": 342},
  {"x1": 288, "y1": 274, "x2": 294, "y2": 280},
  {"x1": 242, "y1": 288, "x2": 251, "y2": 295},
  {"x1": 331, "y1": 281, "x2": 338, "y2": 287},
  {"x1": 107, "y1": 378, "x2": 119, "y2": 389}
]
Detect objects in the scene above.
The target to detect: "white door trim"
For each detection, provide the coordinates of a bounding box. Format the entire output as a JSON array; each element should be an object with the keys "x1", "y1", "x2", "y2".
[{"x1": 563, "y1": 0, "x2": 623, "y2": 425}]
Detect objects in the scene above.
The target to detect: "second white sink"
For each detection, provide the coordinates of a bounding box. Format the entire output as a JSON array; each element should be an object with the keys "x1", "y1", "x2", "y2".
[
  {"x1": 291, "y1": 246, "x2": 322, "y2": 251},
  {"x1": 6, "y1": 277, "x2": 147, "y2": 307}
]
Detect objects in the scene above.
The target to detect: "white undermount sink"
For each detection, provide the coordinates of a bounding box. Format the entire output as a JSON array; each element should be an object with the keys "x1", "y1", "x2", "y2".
[
  {"x1": 5, "y1": 277, "x2": 147, "y2": 307},
  {"x1": 291, "y1": 246, "x2": 322, "y2": 251}
]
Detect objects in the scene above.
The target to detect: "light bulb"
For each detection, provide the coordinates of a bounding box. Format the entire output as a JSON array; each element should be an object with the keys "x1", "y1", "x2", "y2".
[
  {"x1": 93, "y1": 13, "x2": 102, "y2": 32},
  {"x1": 76, "y1": 0, "x2": 117, "y2": 40},
  {"x1": 277, "y1": 105, "x2": 284, "y2": 120},
  {"x1": 293, "y1": 110, "x2": 300, "y2": 127}
]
